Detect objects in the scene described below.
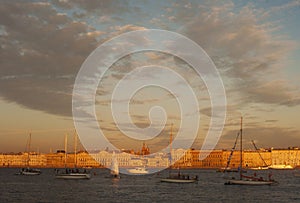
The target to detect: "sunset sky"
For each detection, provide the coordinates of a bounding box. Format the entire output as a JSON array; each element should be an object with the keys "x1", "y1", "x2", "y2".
[{"x1": 0, "y1": 0, "x2": 300, "y2": 153}]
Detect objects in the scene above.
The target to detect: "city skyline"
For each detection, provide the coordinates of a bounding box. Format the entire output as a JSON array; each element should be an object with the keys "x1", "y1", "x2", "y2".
[
  {"x1": 1, "y1": 147, "x2": 300, "y2": 170},
  {"x1": 1, "y1": 0, "x2": 300, "y2": 153}
]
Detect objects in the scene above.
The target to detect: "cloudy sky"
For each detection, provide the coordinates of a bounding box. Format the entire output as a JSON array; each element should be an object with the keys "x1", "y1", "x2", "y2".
[{"x1": 0, "y1": 0, "x2": 300, "y2": 153}]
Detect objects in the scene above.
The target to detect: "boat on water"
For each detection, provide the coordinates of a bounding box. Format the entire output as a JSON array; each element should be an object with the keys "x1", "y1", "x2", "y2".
[
  {"x1": 110, "y1": 152, "x2": 120, "y2": 178},
  {"x1": 224, "y1": 117, "x2": 277, "y2": 186},
  {"x1": 218, "y1": 132, "x2": 246, "y2": 174},
  {"x1": 217, "y1": 167, "x2": 247, "y2": 173},
  {"x1": 161, "y1": 172, "x2": 198, "y2": 183},
  {"x1": 55, "y1": 133, "x2": 91, "y2": 180},
  {"x1": 16, "y1": 133, "x2": 41, "y2": 176},
  {"x1": 16, "y1": 167, "x2": 41, "y2": 176},
  {"x1": 225, "y1": 176, "x2": 276, "y2": 185},
  {"x1": 127, "y1": 166, "x2": 149, "y2": 174},
  {"x1": 160, "y1": 124, "x2": 198, "y2": 183},
  {"x1": 268, "y1": 164, "x2": 294, "y2": 170},
  {"x1": 55, "y1": 168, "x2": 91, "y2": 179}
]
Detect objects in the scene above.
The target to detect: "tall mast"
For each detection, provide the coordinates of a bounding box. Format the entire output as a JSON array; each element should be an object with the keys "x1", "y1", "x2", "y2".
[
  {"x1": 28, "y1": 133, "x2": 31, "y2": 154},
  {"x1": 64, "y1": 134, "x2": 68, "y2": 168},
  {"x1": 239, "y1": 117, "x2": 243, "y2": 180},
  {"x1": 27, "y1": 133, "x2": 32, "y2": 167},
  {"x1": 170, "y1": 123, "x2": 173, "y2": 166},
  {"x1": 74, "y1": 131, "x2": 77, "y2": 168}
]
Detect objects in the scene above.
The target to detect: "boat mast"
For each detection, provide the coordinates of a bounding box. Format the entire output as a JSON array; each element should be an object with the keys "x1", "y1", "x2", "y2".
[
  {"x1": 239, "y1": 117, "x2": 243, "y2": 180},
  {"x1": 170, "y1": 123, "x2": 173, "y2": 167},
  {"x1": 74, "y1": 131, "x2": 77, "y2": 168},
  {"x1": 27, "y1": 133, "x2": 32, "y2": 167},
  {"x1": 64, "y1": 134, "x2": 68, "y2": 168}
]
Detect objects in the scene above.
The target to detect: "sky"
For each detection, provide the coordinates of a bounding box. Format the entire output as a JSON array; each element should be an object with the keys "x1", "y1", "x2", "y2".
[{"x1": 0, "y1": 0, "x2": 300, "y2": 153}]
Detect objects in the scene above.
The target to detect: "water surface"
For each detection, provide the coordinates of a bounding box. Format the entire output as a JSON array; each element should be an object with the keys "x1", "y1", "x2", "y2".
[{"x1": 0, "y1": 168, "x2": 299, "y2": 202}]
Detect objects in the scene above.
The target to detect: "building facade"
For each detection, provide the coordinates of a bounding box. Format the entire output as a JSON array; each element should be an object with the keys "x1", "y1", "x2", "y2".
[{"x1": 1, "y1": 148, "x2": 300, "y2": 168}]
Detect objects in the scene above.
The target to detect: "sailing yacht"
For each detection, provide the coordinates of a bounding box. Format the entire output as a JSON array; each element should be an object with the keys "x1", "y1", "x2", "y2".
[
  {"x1": 16, "y1": 133, "x2": 41, "y2": 176},
  {"x1": 160, "y1": 166, "x2": 198, "y2": 183},
  {"x1": 160, "y1": 124, "x2": 198, "y2": 183},
  {"x1": 55, "y1": 133, "x2": 91, "y2": 179},
  {"x1": 224, "y1": 117, "x2": 277, "y2": 186},
  {"x1": 110, "y1": 152, "x2": 120, "y2": 178}
]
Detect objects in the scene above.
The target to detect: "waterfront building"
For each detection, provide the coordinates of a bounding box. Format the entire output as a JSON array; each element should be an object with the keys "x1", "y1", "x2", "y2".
[
  {"x1": 243, "y1": 149, "x2": 271, "y2": 168},
  {"x1": 0, "y1": 153, "x2": 47, "y2": 167},
  {"x1": 271, "y1": 148, "x2": 299, "y2": 167},
  {"x1": 1, "y1": 148, "x2": 300, "y2": 169}
]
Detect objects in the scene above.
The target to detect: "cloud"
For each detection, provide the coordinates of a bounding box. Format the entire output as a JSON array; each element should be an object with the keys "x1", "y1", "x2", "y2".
[
  {"x1": 0, "y1": 0, "x2": 299, "y2": 141},
  {"x1": 221, "y1": 126, "x2": 300, "y2": 149},
  {"x1": 265, "y1": 0, "x2": 300, "y2": 15},
  {"x1": 0, "y1": 2, "x2": 101, "y2": 116},
  {"x1": 52, "y1": 0, "x2": 130, "y2": 14},
  {"x1": 0, "y1": 3, "x2": 147, "y2": 120},
  {"x1": 265, "y1": 119, "x2": 278, "y2": 123},
  {"x1": 178, "y1": 2, "x2": 299, "y2": 107},
  {"x1": 243, "y1": 80, "x2": 300, "y2": 106}
]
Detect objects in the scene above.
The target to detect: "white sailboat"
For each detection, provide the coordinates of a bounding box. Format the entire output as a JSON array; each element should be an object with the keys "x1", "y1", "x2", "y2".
[
  {"x1": 110, "y1": 152, "x2": 120, "y2": 178},
  {"x1": 225, "y1": 117, "x2": 277, "y2": 186},
  {"x1": 16, "y1": 133, "x2": 41, "y2": 176},
  {"x1": 55, "y1": 133, "x2": 91, "y2": 180},
  {"x1": 160, "y1": 124, "x2": 198, "y2": 183}
]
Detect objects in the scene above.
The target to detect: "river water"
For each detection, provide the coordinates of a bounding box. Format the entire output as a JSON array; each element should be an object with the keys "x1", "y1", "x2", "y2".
[{"x1": 0, "y1": 168, "x2": 299, "y2": 202}]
